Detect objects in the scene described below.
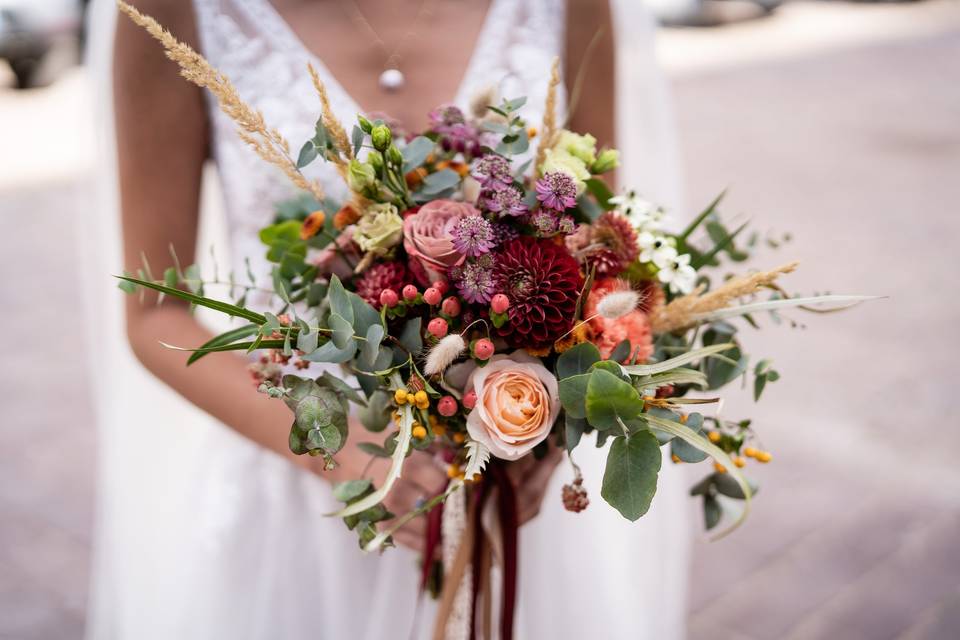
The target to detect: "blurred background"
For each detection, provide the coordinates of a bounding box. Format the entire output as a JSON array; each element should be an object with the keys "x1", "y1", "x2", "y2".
[{"x1": 1, "y1": 0, "x2": 958, "y2": 637}]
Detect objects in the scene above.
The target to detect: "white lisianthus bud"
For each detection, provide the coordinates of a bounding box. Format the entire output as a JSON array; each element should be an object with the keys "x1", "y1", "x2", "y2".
[
  {"x1": 597, "y1": 290, "x2": 640, "y2": 320},
  {"x1": 424, "y1": 334, "x2": 466, "y2": 376}
]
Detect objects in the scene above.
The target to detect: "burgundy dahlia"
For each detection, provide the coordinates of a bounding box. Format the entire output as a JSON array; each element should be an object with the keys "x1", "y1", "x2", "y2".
[
  {"x1": 354, "y1": 261, "x2": 410, "y2": 308},
  {"x1": 492, "y1": 237, "x2": 584, "y2": 349}
]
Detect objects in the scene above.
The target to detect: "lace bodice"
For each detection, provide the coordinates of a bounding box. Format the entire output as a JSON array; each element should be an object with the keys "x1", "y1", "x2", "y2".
[{"x1": 191, "y1": 0, "x2": 566, "y2": 284}]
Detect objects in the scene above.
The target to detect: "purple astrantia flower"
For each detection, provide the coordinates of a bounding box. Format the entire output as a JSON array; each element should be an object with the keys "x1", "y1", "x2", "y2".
[
  {"x1": 452, "y1": 215, "x2": 497, "y2": 257},
  {"x1": 535, "y1": 171, "x2": 578, "y2": 211},
  {"x1": 558, "y1": 215, "x2": 576, "y2": 235},
  {"x1": 530, "y1": 210, "x2": 559, "y2": 236},
  {"x1": 482, "y1": 183, "x2": 528, "y2": 217},
  {"x1": 428, "y1": 105, "x2": 481, "y2": 155},
  {"x1": 450, "y1": 255, "x2": 496, "y2": 304},
  {"x1": 471, "y1": 154, "x2": 513, "y2": 189},
  {"x1": 492, "y1": 222, "x2": 519, "y2": 244}
]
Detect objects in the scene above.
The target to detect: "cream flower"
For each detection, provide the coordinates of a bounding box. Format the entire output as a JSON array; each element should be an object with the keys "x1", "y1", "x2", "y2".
[
  {"x1": 541, "y1": 148, "x2": 591, "y2": 194},
  {"x1": 353, "y1": 203, "x2": 404, "y2": 254}
]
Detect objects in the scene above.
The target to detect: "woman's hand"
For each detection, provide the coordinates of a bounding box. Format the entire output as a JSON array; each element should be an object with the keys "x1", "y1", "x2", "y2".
[
  {"x1": 317, "y1": 433, "x2": 448, "y2": 551},
  {"x1": 507, "y1": 446, "x2": 565, "y2": 525}
]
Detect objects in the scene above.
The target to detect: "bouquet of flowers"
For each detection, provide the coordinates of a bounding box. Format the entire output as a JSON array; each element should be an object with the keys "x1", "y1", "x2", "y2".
[{"x1": 117, "y1": 2, "x2": 873, "y2": 636}]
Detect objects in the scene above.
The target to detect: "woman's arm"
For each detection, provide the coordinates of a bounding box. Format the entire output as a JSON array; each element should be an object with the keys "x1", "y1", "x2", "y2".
[
  {"x1": 565, "y1": 0, "x2": 616, "y2": 151},
  {"x1": 114, "y1": 0, "x2": 307, "y2": 468},
  {"x1": 114, "y1": 1, "x2": 447, "y2": 548}
]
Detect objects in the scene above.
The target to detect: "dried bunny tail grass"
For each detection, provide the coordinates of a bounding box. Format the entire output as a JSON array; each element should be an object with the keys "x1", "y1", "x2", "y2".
[
  {"x1": 307, "y1": 62, "x2": 352, "y2": 178},
  {"x1": 116, "y1": 1, "x2": 325, "y2": 202},
  {"x1": 596, "y1": 289, "x2": 640, "y2": 320},
  {"x1": 535, "y1": 57, "x2": 561, "y2": 174},
  {"x1": 651, "y1": 262, "x2": 800, "y2": 334},
  {"x1": 424, "y1": 334, "x2": 466, "y2": 376}
]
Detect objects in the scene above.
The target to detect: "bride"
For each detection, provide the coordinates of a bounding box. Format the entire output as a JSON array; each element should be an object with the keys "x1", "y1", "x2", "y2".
[{"x1": 83, "y1": 0, "x2": 688, "y2": 638}]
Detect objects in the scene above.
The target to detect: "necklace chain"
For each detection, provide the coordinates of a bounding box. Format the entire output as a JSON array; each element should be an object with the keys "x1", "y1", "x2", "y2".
[{"x1": 335, "y1": 0, "x2": 435, "y2": 71}]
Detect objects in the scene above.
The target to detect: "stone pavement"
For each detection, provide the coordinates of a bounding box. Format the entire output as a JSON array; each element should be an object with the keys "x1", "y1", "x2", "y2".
[{"x1": 1, "y1": 3, "x2": 958, "y2": 638}]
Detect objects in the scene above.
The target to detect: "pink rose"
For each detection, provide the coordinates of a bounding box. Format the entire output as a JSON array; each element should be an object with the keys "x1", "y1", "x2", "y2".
[
  {"x1": 465, "y1": 352, "x2": 560, "y2": 461},
  {"x1": 403, "y1": 200, "x2": 478, "y2": 285}
]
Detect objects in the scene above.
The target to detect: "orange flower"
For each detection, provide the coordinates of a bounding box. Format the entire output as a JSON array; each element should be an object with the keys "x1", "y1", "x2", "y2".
[
  {"x1": 405, "y1": 167, "x2": 428, "y2": 188},
  {"x1": 465, "y1": 352, "x2": 560, "y2": 460},
  {"x1": 300, "y1": 210, "x2": 326, "y2": 240},
  {"x1": 332, "y1": 203, "x2": 361, "y2": 230},
  {"x1": 584, "y1": 278, "x2": 654, "y2": 363},
  {"x1": 434, "y1": 160, "x2": 471, "y2": 177}
]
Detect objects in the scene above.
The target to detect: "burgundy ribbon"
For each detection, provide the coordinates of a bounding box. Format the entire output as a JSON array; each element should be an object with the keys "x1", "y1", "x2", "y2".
[
  {"x1": 469, "y1": 463, "x2": 518, "y2": 640},
  {"x1": 420, "y1": 486, "x2": 447, "y2": 591}
]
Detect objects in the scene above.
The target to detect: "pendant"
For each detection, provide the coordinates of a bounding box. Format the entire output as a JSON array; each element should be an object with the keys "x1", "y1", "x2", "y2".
[{"x1": 379, "y1": 68, "x2": 405, "y2": 92}]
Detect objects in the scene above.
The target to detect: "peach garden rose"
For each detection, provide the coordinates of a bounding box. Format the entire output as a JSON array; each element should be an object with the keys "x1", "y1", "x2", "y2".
[{"x1": 465, "y1": 352, "x2": 560, "y2": 460}]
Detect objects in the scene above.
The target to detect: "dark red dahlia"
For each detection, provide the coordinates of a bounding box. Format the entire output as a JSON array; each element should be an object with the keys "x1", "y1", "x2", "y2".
[
  {"x1": 354, "y1": 261, "x2": 410, "y2": 308},
  {"x1": 589, "y1": 212, "x2": 640, "y2": 276},
  {"x1": 492, "y1": 237, "x2": 583, "y2": 349}
]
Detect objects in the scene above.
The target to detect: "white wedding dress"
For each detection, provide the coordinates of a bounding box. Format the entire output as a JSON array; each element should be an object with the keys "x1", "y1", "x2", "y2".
[{"x1": 83, "y1": 1, "x2": 688, "y2": 638}]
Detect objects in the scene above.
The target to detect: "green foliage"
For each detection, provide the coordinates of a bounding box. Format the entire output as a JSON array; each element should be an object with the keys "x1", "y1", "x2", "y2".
[
  {"x1": 584, "y1": 178, "x2": 616, "y2": 211},
  {"x1": 601, "y1": 431, "x2": 661, "y2": 521},
  {"x1": 670, "y1": 413, "x2": 709, "y2": 463},
  {"x1": 186, "y1": 324, "x2": 259, "y2": 365},
  {"x1": 558, "y1": 373, "x2": 591, "y2": 419},
  {"x1": 401, "y1": 136, "x2": 435, "y2": 173},
  {"x1": 282, "y1": 376, "x2": 349, "y2": 460},
  {"x1": 753, "y1": 359, "x2": 781, "y2": 401},
  {"x1": 585, "y1": 369, "x2": 644, "y2": 431},
  {"x1": 114, "y1": 275, "x2": 267, "y2": 324},
  {"x1": 555, "y1": 342, "x2": 601, "y2": 379}
]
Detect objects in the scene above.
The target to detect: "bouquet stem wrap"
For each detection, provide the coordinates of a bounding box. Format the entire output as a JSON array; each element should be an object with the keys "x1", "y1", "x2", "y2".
[{"x1": 429, "y1": 464, "x2": 518, "y2": 640}]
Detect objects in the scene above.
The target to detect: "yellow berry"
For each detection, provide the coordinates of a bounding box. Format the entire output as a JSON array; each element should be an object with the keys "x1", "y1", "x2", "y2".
[
  {"x1": 743, "y1": 446, "x2": 758, "y2": 458},
  {"x1": 708, "y1": 431, "x2": 721, "y2": 443},
  {"x1": 527, "y1": 126, "x2": 538, "y2": 138},
  {"x1": 456, "y1": 471, "x2": 466, "y2": 480},
  {"x1": 447, "y1": 464, "x2": 461, "y2": 478},
  {"x1": 679, "y1": 414, "x2": 688, "y2": 424},
  {"x1": 756, "y1": 451, "x2": 772, "y2": 463},
  {"x1": 671, "y1": 454, "x2": 682, "y2": 464},
  {"x1": 432, "y1": 424, "x2": 446, "y2": 437},
  {"x1": 414, "y1": 390, "x2": 428, "y2": 405},
  {"x1": 394, "y1": 389, "x2": 408, "y2": 405},
  {"x1": 452, "y1": 432, "x2": 466, "y2": 444},
  {"x1": 714, "y1": 462, "x2": 727, "y2": 474},
  {"x1": 428, "y1": 414, "x2": 439, "y2": 427},
  {"x1": 412, "y1": 425, "x2": 427, "y2": 439},
  {"x1": 734, "y1": 457, "x2": 747, "y2": 468}
]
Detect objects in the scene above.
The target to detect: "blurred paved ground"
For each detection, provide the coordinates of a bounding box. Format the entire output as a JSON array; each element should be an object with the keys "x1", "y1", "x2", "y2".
[{"x1": 1, "y1": 1, "x2": 959, "y2": 638}]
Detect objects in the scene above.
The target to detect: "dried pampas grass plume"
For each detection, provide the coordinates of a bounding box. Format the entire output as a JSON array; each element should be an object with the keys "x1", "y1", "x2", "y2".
[
  {"x1": 651, "y1": 262, "x2": 800, "y2": 334},
  {"x1": 535, "y1": 57, "x2": 561, "y2": 174},
  {"x1": 116, "y1": 0, "x2": 326, "y2": 202},
  {"x1": 424, "y1": 334, "x2": 466, "y2": 376}
]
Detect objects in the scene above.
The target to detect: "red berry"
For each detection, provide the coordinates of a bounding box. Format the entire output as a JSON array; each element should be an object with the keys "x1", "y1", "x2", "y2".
[
  {"x1": 379, "y1": 289, "x2": 399, "y2": 308},
  {"x1": 428, "y1": 317, "x2": 449, "y2": 338},
  {"x1": 462, "y1": 390, "x2": 477, "y2": 409},
  {"x1": 432, "y1": 280, "x2": 449, "y2": 295},
  {"x1": 473, "y1": 338, "x2": 495, "y2": 360},
  {"x1": 423, "y1": 287, "x2": 442, "y2": 305},
  {"x1": 490, "y1": 294, "x2": 510, "y2": 315},
  {"x1": 437, "y1": 396, "x2": 458, "y2": 417},
  {"x1": 441, "y1": 296, "x2": 461, "y2": 317},
  {"x1": 402, "y1": 284, "x2": 419, "y2": 301}
]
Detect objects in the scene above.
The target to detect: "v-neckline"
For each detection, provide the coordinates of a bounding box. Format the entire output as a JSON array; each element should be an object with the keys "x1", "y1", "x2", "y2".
[{"x1": 255, "y1": 0, "x2": 505, "y2": 120}]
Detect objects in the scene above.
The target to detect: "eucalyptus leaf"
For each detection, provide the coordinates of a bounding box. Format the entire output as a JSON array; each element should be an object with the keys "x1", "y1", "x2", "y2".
[
  {"x1": 420, "y1": 169, "x2": 461, "y2": 195},
  {"x1": 398, "y1": 318, "x2": 423, "y2": 356},
  {"x1": 565, "y1": 415, "x2": 586, "y2": 453},
  {"x1": 704, "y1": 494, "x2": 723, "y2": 530},
  {"x1": 333, "y1": 479, "x2": 372, "y2": 503},
  {"x1": 327, "y1": 275, "x2": 354, "y2": 324},
  {"x1": 401, "y1": 136, "x2": 435, "y2": 173},
  {"x1": 556, "y1": 342, "x2": 601, "y2": 379},
  {"x1": 558, "y1": 373, "x2": 591, "y2": 419},
  {"x1": 328, "y1": 312, "x2": 354, "y2": 349},
  {"x1": 600, "y1": 431, "x2": 661, "y2": 521},
  {"x1": 585, "y1": 369, "x2": 644, "y2": 431}
]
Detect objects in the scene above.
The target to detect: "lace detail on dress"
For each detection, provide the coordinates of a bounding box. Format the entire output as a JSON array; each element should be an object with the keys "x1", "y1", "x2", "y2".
[{"x1": 190, "y1": 0, "x2": 566, "y2": 286}]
